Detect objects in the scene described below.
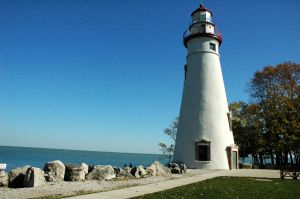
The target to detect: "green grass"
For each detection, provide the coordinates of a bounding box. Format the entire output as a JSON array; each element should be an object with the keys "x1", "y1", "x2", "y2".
[{"x1": 133, "y1": 177, "x2": 300, "y2": 199}]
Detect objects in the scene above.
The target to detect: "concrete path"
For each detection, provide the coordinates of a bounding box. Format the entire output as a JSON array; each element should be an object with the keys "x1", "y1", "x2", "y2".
[{"x1": 67, "y1": 169, "x2": 280, "y2": 199}]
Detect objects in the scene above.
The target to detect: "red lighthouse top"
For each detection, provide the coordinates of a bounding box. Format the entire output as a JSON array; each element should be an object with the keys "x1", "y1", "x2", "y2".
[{"x1": 191, "y1": 4, "x2": 213, "y2": 16}]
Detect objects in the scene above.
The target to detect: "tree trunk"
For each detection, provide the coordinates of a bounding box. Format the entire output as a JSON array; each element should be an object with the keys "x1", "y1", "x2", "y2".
[
  {"x1": 270, "y1": 152, "x2": 274, "y2": 165},
  {"x1": 289, "y1": 151, "x2": 294, "y2": 165},
  {"x1": 284, "y1": 152, "x2": 288, "y2": 164},
  {"x1": 259, "y1": 153, "x2": 264, "y2": 166}
]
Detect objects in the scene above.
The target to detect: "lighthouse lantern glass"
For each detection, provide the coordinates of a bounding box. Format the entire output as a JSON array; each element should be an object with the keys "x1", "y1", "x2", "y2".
[{"x1": 200, "y1": 12, "x2": 206, "y2": 21}]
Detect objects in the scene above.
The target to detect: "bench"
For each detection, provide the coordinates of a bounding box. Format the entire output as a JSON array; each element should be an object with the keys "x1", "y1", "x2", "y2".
[{"x1": 280, "y1": 165, "x2": 300, "y2": 180}]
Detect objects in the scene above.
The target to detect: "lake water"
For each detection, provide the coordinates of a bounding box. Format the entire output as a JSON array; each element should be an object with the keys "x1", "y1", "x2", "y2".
[
  {"x1": 0, "y1": 146, "x2": 168, "y2": 171},
  {"x1": 0, "y1": 146, "x2": 253, "y2": 171}
]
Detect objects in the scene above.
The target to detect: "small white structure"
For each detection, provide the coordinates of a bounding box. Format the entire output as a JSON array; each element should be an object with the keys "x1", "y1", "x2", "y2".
[
  {"x1": 0, "y1": 164, "x2": 7, "y2": 174},
  {"x1": 174, "y1": 4, "x2": 238, "y2": 169}
]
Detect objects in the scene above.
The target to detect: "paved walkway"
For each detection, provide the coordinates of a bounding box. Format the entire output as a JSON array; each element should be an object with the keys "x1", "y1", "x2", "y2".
[{"x1": 67, "y1": 169, "x2": 280, "y2": 199}]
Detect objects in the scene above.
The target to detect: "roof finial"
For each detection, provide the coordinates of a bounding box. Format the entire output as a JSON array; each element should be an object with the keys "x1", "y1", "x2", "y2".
[{"x1": 200, "y1": 0, "x2": 204, "y2": 7}]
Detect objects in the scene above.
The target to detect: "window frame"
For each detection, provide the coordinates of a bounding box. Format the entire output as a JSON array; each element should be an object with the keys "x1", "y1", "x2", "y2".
[
  {"x1": 210, "y1": 42, "x2": 216, "y2": 51},
  {"x1": 195, "y1": 140, "x2": 211, "y2": 161}
]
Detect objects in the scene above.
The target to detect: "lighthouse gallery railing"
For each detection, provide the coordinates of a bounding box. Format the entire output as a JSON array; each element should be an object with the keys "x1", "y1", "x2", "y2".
[{"x1": 183, "y1": 27, "x2": 223, "y2": 44}]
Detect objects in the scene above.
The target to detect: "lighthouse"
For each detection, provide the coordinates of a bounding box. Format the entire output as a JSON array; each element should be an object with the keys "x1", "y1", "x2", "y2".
[{"x1": 174, "y1": 4, "x2": 238, "y2": 169}]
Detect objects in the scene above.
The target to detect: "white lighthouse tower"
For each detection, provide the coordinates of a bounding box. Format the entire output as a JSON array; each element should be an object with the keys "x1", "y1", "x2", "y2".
[{"x1": 174, "y1": 4, "x2": 238, "y2": 169}]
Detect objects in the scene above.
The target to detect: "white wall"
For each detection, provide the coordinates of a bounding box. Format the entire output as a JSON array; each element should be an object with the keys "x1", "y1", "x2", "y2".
[{"x1": 174, "y1": 37, "x2": 234, "y2": 169}]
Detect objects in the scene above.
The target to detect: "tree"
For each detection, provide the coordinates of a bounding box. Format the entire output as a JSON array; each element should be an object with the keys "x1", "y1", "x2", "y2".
[
  {"x1": 230, "y1": 62, "x2": 300, "y2": 167},
  {"x1": 229, "y1": 102, "x2": 265, "y2": 164},
  {"x1": 248, "y1": 62, "x2": 300, "y2": 166},
  {"x1": 158, "y1": 117, "x2": 178, "y2": 163}
]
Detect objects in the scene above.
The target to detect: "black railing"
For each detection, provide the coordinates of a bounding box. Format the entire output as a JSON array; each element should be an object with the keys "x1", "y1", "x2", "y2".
[{"x1": 183, "y1": 26, "x2": 222, "y2": 45}]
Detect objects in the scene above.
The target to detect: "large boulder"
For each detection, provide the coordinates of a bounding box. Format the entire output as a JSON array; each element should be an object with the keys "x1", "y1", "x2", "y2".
[
  {"x1": 23, "y1": 167, "x2": 46, "y2": 187},
  {"x1": 8, "y1": 165, "x2": 30, "y2": 188},
  {"x1": 113, "y1": 166, "x2": 122, "y2": 175},
  {"x1": 117, "y1": 167, "x2": 134, "y2": 179},
  {"x1": 130, "y1": 165, "x2": 146, "y2": 178},
  {"x1": 86, "y1": 165, "x2": 116, "y2": 180},
  {"x1": 146, "y1": 161, "x2": 171, "y2": 176},
  {"x1": 64, "y1": 164, "x2": 85, "y2": 181},
  {"x1": 0, "y1": 172, "x2": 8, "y2": 187},
  {"x1": 166, "y1": 162, "x2": 187, "y2": 174},
  {"x1": 43, "y1": 160, "x2": 65, "y2": 182}
]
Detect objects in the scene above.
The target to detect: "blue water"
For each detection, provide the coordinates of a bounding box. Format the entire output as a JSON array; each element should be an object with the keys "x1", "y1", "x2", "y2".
[{"x1": 0, "y1": 146, "x2": 168, "y2": 171}]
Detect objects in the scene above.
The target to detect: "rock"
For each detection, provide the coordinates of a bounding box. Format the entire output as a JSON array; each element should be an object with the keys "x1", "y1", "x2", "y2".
[
  {"x1": 23, "y1": 167, "x2": 46, "y2": 187},
  {"x1": 8, "y1": 165, "x2": 30, "y2": 188},
  {"x1": 113, "y1": 166, "x2": 122, "y2": 175},
  {"x1": 43, "y1": 160, "x2": 65, "y2": 182},
  {"x1": 0, "y1": 172, "x2": 9, "y2": 187},
  {"x1": 81, "y1": 163, "x2": 89, "y2": 175},
  {"x1": 64, "y1": 164, "x2": 85, "y2": 181},
  {"x1": 88, "y1": 165, "x2": 95, "y2": 173},
  {"x1": 117, "y1": 167, "x2": 134, "y2": 179},
  {"x1": 86, "y1": 165, "x2": 116, "y2": 180},
  {"x1": 146, "y1": 161, "x2": 171, "y2": 176},
  {"x1": 241, "y1": 163, "x2": 252, "y2": 169},
  {"x1": 130, "y1": 165, "x2": 146, "y2": 178},
  {"x1": 166, "y1": 162, "x2": 187, "y2": 174},
  {"x1": 123, "y1": 167, "x2": 132, "y2": 173},
  {"x1": 179, "y1": 163, "x2": 187, "y2": 173},
  {"x1": 171, "y1": 166, "x2": 181, "y2": 174}
]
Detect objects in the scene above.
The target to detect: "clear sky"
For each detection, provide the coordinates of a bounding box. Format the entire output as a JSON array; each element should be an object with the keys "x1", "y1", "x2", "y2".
[{"x1": 1, "y1": 0, "x2": 300, "y2": 154}]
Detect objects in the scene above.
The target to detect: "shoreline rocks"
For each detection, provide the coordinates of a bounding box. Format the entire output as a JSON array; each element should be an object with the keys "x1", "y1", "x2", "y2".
[
  {"x1": 86, "y1": 165, "x2": 116, "y2": 180},
  {"x1": 3, "y1": 160, "x2": 185, "y2": 189},
  {"x1": 146, "y1": 161, "x2": 171, "y2": 176},
  {"x1": 44, "y1": 160, "x2": 65, "y2": 182},
  {"x1": 0, "y1": 172, "x2": 8, "y2": 187},
  {"x1": 130, "y1": 166, "x2": 147, "y2": 178},
  {"x1": 24, "y1": 167, "x2": 46, "y2": 187},
  {"x1": 8, "y1": 165, "x2": 31, "y2": 188},
  {"x1": 166, "y1": 162, "x2": 187, "y2": 174},
  {"x1": 64, "y1": 164, "x2": 85, "y2": 181},
  {"x1": 117, "y1": 167, "x2": 134, "y2": 179}
]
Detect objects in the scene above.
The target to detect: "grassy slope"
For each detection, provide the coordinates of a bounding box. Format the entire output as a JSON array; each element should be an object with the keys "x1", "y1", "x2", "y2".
[{"x1": 133, "y1": 177, "x2": 300, "y2": 199}]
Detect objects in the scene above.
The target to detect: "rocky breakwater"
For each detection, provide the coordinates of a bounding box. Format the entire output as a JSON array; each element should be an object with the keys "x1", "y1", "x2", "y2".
[
  {"x1": 86, "y1": 165, "x2": 116, "y2": 180},
  {"x1": 0, "y1": 160, "x2": 187, "y2": 190},
  {"x1": 44, "y1": 160, "x2": 65, "y2": 182}
]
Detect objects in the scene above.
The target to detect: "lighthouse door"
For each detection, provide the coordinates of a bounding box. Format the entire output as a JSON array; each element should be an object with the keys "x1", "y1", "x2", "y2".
[{"x1": 232, "y1": 151, "x2": 237, "y2": 169}]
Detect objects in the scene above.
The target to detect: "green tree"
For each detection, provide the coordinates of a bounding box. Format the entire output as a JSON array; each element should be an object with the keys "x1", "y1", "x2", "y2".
[
  {"x1": 230, "y1": 62, "x2": 300, "y2": 167},
  {"x1": 248, "y1": 62, "x2": 300, "y2": 166},
  {"x1": 229, "y1": 102, "x2": 265, "y2": 164},
  {"x1": 158, "y1": 117, "x2": 178, "y2": 163}
]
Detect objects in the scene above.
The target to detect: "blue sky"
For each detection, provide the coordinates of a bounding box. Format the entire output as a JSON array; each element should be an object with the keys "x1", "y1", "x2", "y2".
[{"x1": 1, "y1": 0, "x2": 300, "y2": 153}]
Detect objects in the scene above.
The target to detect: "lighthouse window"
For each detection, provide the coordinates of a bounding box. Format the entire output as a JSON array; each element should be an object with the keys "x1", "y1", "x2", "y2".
[
  {"x1": 195, "y1": 141, "x2": 211, "y2": 161},
  {"x1": 200, "y1": 12, "x2": 206, "y2": 21},
  {"x1": 210, "y1": 43, "x2": 216, "y2": 51}
]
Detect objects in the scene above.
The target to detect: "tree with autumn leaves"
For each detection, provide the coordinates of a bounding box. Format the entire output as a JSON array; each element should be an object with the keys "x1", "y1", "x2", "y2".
[{"x1": 230, "y1": 62, "x2": 300, "y2": 167}]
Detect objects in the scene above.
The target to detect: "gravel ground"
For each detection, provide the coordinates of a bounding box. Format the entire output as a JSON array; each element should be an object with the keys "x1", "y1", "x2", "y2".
[{"x1": 0, "y1": 170, "x2": 213, "y2": 199}]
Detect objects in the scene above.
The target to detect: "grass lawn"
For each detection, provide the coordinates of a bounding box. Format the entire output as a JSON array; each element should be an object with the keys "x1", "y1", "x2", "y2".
[{"x1": 133, "y1": 177, "x2": 300, "y2": 199}]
